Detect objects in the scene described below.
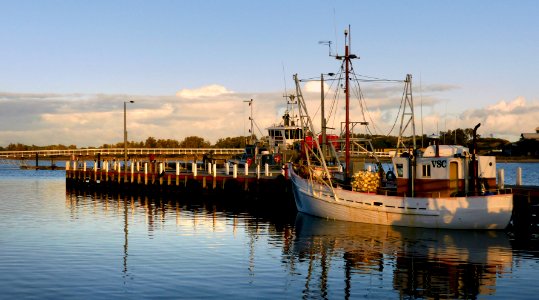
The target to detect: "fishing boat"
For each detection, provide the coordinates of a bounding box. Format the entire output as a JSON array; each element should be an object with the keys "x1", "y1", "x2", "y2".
[
  {"x1": 266, "y1": 95, "x2": 305, "y2": 152},
  {"x1": 288, "y1": 28, "x2": 513, "y2": 230},
  {"x1": 229, "y1": 97, "x2": 304, "y2": 168}
]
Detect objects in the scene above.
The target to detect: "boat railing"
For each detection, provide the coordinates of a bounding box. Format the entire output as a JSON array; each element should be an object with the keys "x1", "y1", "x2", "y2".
[{"x1": 376, "y1": 188, "x2": 513, "y2": 198}]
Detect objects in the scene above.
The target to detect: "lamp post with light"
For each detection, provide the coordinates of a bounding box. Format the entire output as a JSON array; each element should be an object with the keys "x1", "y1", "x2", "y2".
[{"x1": 124, "y1": 100, "x2": 134, "y2": 170}]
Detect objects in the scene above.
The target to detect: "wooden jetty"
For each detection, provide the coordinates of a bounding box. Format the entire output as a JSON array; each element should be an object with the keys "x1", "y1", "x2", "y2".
[{"x1": 65, "y1": 160, "x2": 294, "y2": 205}]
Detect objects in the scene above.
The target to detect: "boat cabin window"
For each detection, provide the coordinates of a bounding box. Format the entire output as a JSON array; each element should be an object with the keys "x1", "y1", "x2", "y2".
[
  {"x1": 422, "y1": 164, "x2": 431, "y2": 178},
  {"x1": 396, "y1": 164, "x2": 403, "y2": 177}
]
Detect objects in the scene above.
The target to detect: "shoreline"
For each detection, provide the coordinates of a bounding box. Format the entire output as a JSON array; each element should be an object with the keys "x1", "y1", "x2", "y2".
[{"x1": 495, "y1": 158, "x2": 539, "y2": 163}]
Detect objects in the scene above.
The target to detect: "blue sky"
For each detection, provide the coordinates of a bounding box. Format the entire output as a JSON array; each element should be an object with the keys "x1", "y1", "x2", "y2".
[{"x1": 1, "y1": 1, "x2": 538, "y2": 146}]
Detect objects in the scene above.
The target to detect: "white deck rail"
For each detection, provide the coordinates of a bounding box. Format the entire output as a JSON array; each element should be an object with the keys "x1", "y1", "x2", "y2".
[{"x1": 0, "y1": 148, "x2": 245, "y2": 158}]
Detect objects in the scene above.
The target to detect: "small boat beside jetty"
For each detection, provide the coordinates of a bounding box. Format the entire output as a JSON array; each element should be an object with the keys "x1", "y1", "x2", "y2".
[{"x1": 289, "y1": 28, "x2": 513, "y2": 230}]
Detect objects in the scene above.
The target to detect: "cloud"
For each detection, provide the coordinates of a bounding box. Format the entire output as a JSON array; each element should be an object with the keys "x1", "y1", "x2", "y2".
[
  {"x1": 458, "y1": 97, "x2": 539, "y2": 140},
  {"x1": 303, "y1": 81, "x2": 331, "y2": 94},
  {"x1": 175, "y1": 84, "x2": 234, "y2": 99},
  {"x1": 0, "y1": 86, "x2": 536, "y2": 148}
]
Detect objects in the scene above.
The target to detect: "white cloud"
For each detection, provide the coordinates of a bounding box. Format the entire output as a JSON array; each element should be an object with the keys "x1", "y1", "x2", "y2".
[
  {"x1": 303, "y1": 81, "x2": 330, "y2": 94},
  {"x1": 175, "y1": 84, "x2": 234, "y2": 99},
  {"x1": 459, "y1": 97, "x2": 539, "y2": 140},
  {"x1": 1, "y1": 87, "x2": 537, "y2": 148}
]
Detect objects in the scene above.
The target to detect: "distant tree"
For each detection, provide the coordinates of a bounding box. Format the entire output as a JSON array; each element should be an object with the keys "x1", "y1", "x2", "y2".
[
  {"x1": 180, "y1": 136, "x2": 210, "y2": 148},
  {"x1": 214, "y1": 136, "x2": 249, "y2": 148},
  {"x1": 156, "y1": 138, "x2": 181, "y2": 148},
  {"x1": 144, "y1": 137, "x2": 158, "y2": 148},
  {"x1": 370, "y1": 135, "x2": 398, "y2": 149}
]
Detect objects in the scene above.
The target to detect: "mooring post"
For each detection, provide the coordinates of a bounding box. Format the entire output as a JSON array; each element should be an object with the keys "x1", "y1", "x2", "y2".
[
  {"x1": 213, "y1": 164, "x2": 217, "y2": 178},
  {"x1": 105, "y1": 160, "x2": 109, "y2": 182},
  {"x1": 516, "y1": 167, "x2": 522, "y2": 186},
  {"x1": 118, "y1": 161, "x2": 121, "y2": 183},
  {"x1": 498, "y1": 168, "x2": 505, "y2": 189},
  {"x1": 176, "y1": 162, "x2": 180, "y2": 186},
  {"x1": 208, "y1": 162, "x2": 212, "y2": 175},
  {"x1": 83, "y1": 162, "x2": 87, "y2": 172},
  {"x1": 265, "y1": 163, "x2": 269, "y2": 176},
  {"x1": 144, "y1": 162, "x2": 148, "y2": 185},
  {"x1": 192, "y1": 162, "x2": 197, "y2": 178},
  {"x1": 244, "y1": 164, "x2": 248, "y2": 176},
  {"x1": 130, "y1": 163, "x2": 134, "y2": 183},
  {"x1": 159, "y1": 162, "x2": 164, "y2": 185},
  {"x1": 256, "y1": 164, "x2": 260, "y2": 179},
  {"x1": 225, "y1": 162, "x2": 230, "y2": 175},
  {"x1": 233, "y1": 164, "x2": 238, "y2": 179},
  {"x1": 65, "y1": 160, "x2": 70, "y2": 179}
]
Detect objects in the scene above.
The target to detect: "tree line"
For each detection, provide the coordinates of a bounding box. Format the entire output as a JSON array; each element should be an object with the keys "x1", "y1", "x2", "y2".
[
  {"x1": 1, "y1": 128, "x2": 537, "y2": 157},
  {"x1": 0, "y1": 135, "x2": 252, "y2": 151}
]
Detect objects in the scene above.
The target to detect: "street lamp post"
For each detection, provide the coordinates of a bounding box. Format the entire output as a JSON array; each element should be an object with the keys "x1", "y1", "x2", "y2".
[{"x1": 124, "y1": 100, "x2": 134, "y2": 171}]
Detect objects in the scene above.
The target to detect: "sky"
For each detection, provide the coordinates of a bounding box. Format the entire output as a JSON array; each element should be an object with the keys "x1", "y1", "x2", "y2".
[{"x1": 1, "y1": 0, "x2": 538, "y2": 147}]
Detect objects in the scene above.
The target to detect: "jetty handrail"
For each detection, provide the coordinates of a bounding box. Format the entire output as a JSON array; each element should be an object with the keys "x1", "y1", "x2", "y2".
[{"x1": 0, "y1": 148, "x2": 245, "y2": 158}]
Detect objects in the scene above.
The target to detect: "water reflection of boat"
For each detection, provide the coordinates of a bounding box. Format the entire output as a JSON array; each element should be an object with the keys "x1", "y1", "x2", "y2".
[{"x1": 293, "y1": 213, "x2": 513, "y2": 299}]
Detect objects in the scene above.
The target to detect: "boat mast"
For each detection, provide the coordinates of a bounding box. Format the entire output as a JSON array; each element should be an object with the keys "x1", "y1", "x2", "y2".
[
  {"x1": 336, "y1": 27, "x2": 357, "y2": 178},
  {"x1": 396, "y1": 75, "x2": 417, "y2": 153},
  {"x1": 345, "y1": 33, "x2": 350, "y2": 178},
  {"x1": 321, "y1": 73, "x2": 327, "y2": 156}
]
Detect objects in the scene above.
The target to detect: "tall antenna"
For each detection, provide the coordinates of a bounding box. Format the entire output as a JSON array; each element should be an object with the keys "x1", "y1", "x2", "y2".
[
  {"x1": 281, "y1": 62, "x2": 288, "y2": 96},
  {"x1": 318, "y1": 41, "x2": 333, "y2": 56},
  {"x1": 243, "y1": 99, "x2": 254, "y2": 145}
]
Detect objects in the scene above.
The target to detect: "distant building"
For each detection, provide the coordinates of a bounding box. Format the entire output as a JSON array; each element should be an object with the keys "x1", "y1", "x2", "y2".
[{"x1": 521, "y1": 126, "x2": 539, "y2": 141}]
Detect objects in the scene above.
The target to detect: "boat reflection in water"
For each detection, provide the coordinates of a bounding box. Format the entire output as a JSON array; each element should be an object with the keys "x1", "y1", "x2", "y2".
[{"x1": 292, "y1": 213, "x2": 513, "y2": 299}]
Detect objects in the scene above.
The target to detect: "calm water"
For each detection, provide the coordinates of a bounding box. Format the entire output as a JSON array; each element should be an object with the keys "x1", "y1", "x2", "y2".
[{"x1": 1, "y1": 163, "x2": 539, "y2": 299}]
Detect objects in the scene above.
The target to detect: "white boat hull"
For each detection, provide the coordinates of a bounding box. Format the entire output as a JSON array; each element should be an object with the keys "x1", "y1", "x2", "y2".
[{"x1": 289, "y1": 167, "x2": 513, "y2": 230}]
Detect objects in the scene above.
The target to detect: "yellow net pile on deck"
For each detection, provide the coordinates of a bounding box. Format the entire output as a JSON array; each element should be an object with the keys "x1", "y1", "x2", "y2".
[{"x1": 351, "y1": 171, "x2": 380, "y2": 192}]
